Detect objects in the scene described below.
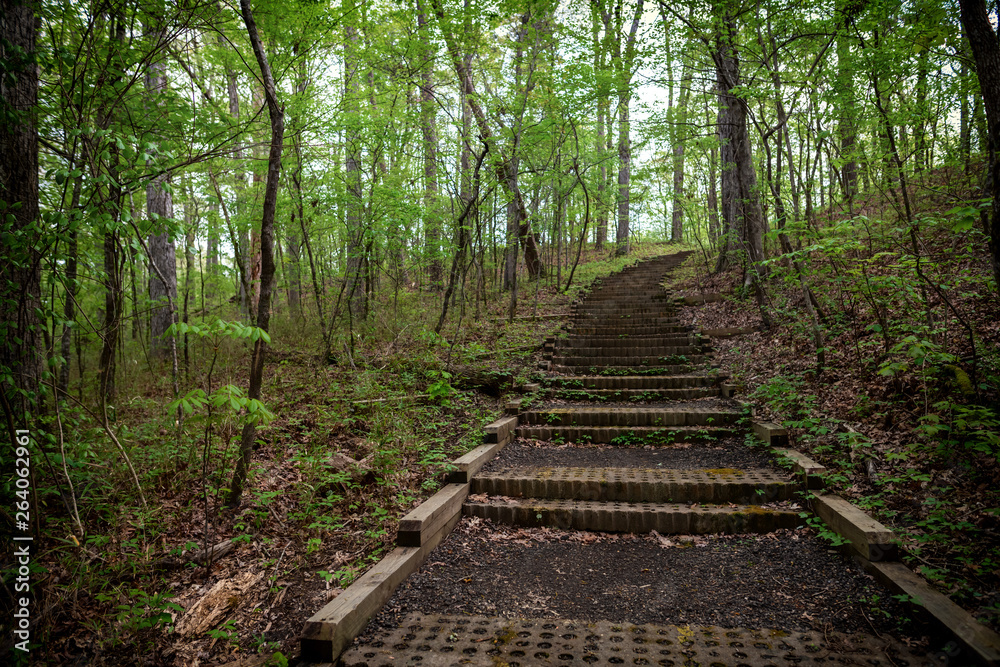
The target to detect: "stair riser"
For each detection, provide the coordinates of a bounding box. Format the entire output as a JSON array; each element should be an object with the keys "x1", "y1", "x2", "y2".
[
  {"x1": 570, "y1": 327, "x2": 691, "y2": 335},
  {"x1": 576, "y1": 296, "x2": 670, "y2": 304},
  {"x1": 551, "y1": 356, "x2": 709, "y2": 367},
  {"x1": 515, "y1": 426, "x2": 735, "y2": 444},
  {"x1": 521, "y1": 411, "x2": 740, "y2": 427},
  {"x1": 543, "y1": 376, "x2": 721, "y2": 389},
  {"x1": 573, "y1": 314, "x2": 680, "y2": 322},
  {"x1": 463, "y1": 503, "x2": 800, "y2": 535},
  {"x1": 547, "y1": 364, "x2": 707, "y2": 374},
  {"x1": 573, "y1": 304, "x2": 677, "y2": 313},
  {"x1": 470, "y1": 478, "x2": 799, "y2": 504},
  {"x1": 555, "y1": 347, "x2": 707, "y2": 357},
  {"x1": 544, "y1": 388, "x2": 719, "y2": 400},
  {"x1": 561, "y1": 336, "x2": 700, "y2": 345}
]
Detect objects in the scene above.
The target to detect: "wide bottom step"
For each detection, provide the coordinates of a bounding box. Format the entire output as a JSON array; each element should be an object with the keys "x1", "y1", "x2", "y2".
[
  {"x1": 342, "y1": 613, "x2": 927, "y2": 666},
  {"x1": 463, "y1": 498, "x2": 800, "y2": 534}
]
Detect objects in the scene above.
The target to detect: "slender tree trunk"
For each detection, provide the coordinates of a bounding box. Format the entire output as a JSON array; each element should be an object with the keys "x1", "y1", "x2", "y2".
[
  {"x1": 183, "y1": 203, "x2": 196, "y2": 373},
  {"x1": 958, "y1": 0, "x2": 1000, "y2": 292},
  {"x1": 608, "y1": 0, "x2": 643, "y2": 256},
  {"x1": 671, "y1": 70, "x2": 692, "y2": 243},
  {"x1": 59, "y1": 148, "x2": 86, "y2": 395},
  {"x1": 416, "y1": 1, "x2": 443, "y2": 290},
  {"x1": 961, "y1": 55, "x2": 972, "y2": 175},
  {"x1": 94, "y1": 13, "x2": 127, "y2": 410},
  {"x1": 592, "y1": 3, "x2": 610, "y2": 251},
  {"x1": 430, "y1": 0, "x2": 544, "y2": 279},
  {"x1": 344, "y1": 0, "x2": 367, "y2": 320},
  {"x1": 143, "y1": 20, "x2": 177, "y2": 359},
  {"x1": 708, "y1": 106, "x2": 720, "y2": 247},
  {"x1": 229, "y1": 0, "x2": 284, "y2": 507},
  {"x1": 217, "y1": 2, "x2": 251, "y2": 317},
  {"x1": 836, "y1": 4, "x2": 858, "y2": 210},
  {"x1": 286, "y1": 60, "x2": 307, "y2": 320}
]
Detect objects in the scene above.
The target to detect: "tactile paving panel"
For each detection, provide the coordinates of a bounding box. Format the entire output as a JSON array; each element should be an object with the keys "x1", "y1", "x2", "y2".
[{"x1": 342, "y1": 614, "x2": 928, "y2": 666}]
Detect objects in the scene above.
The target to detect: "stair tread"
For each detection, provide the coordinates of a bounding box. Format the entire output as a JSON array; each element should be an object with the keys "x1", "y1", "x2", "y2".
[
  {"x1": 465, "y1": 497, "x2": 800, "y2": 512},
  {"x1": 473, "y1": 466, "x2": 792, "y2": 482}
]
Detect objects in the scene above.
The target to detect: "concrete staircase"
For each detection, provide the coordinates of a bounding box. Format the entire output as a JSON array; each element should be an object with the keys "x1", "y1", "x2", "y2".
[
  {"x1": 333, "y1": 252, "x2": 937, "y2": 666},
  {"x1": 467, "y1": 251, "x2": 799, "y2": 534}
]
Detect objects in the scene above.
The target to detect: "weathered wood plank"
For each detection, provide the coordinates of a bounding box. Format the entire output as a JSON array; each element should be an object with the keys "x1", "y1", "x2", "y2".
[
  {"x1": 867, "y1": 561, "x2": 1000, "y2": 666},
  {"x1": 448, "y1": 443, "x2": 499, "y2": 484},
  {"x1": 812, "y1": 493, "x2": 897, "y2": 561},
  {"x1": 752, "y1": 421, "x2": 789, "y2": 447},
  {"x1": 484, "y1": 415, "x2": 517, "y2": 444},
  {"x1": 300, "y1": 511, "x2": 462, "y2": 663},
  {"x1": 396, "y1": 483, "x2": 469, "y2": 547},
  {"x1": 775, "y1": 448, "x2": 826, "y2": 489}
]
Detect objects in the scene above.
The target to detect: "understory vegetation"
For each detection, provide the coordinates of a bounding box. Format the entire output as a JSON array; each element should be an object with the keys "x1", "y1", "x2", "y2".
[
  {"x1": 671, "y1": 167, "x2": 1000, "y2": 634},
  {"x1": 4, "y1": 0, "x2": 1000, "y2": 663},
  {"x1": 5, "y1": 244, "x2": 668, "y2": 664}
]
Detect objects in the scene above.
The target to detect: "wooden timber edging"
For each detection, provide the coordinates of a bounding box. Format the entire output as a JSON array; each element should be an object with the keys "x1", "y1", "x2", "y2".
[
  {"x1": 766, "y1": 438, "x2": 999, "y2": 663},
  {"x1": 805, "y1": 486, "x2": 1000, "y2": 665},
  {"x1": 865, "y1": 560, "x2": 1000, "y2": 666},
  {"x1": 774, "y1": 447, "x2": 826, "y2": 490},
  {"x1": 298, "y1": 412, "x2": 519, "y2": 663}
]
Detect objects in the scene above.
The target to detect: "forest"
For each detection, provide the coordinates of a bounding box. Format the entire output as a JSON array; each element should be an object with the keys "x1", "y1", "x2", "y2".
[{"x1": 2, "y1": 0, "x2": 1000, "y2": 663}]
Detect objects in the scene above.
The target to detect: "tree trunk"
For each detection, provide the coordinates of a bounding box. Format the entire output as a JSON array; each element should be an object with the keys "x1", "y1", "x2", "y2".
[
  {"x1": 228, "y1": 0, "x2": 284, "y2": 507},
  {"x1": 708, "y1": 108, "x2": 720, "y2": 247},
  {"x1": 344, "y1": 0, "x2": 367, "y2": 321},
  {"x1": 144, "y1": 20, "x2": 177, "y2": 360},
  {"x1": 0, "y1": 0, "x2": 42, "y2": 428},
  {"x1": 592, "y1": 2, "x2": 610, "y2": 251},
  {"x1": 416, "y1": 1, "x2": 443, "y2": 290},
  {"x1": 836, "y1": 3, "x2": 858, "y2": 210},
  {"x1": 60, "y1": 149, "x2": 86, "y2": 395},
  {"x1": 958, "y1": 0, "x2": 1000, "y2": 292},
  {"x1": 608, "y1": 0, "x2": 643, "y2": 257},
  {"x1": 429, "y1": 0, "x2": 544, "y2": 280},
  {"x1": 670, "y1": 71, "x2": 692, "y2": 243},
  {"x1": 714, "y1": 5, "x2": 770, "y2": 325}
]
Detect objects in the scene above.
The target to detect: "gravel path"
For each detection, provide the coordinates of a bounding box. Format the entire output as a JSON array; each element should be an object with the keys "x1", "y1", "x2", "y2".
[
  {"x1": 358, "y1": 518, "x2": 932, "y2": 650},
  {"x1": 481, "y1": 436, "x2": 777, "y2": 472}
]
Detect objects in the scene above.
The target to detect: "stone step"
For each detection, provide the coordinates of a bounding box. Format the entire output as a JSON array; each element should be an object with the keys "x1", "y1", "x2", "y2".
[
  {"x1": 554, "y1": 345, "x2": 706, "y2": 358},
  {"x1": 547, "y1": 363, "x2": 710, "y2": 374},
  {"x1": 576, "y1": 292, "x2": 670, "y2": 302},
  {"x1": 573, "y1": 314, "x2": 680, "y2": 323},
  {"x1": 463, "y1": 498, "x2": 800, "y2": 534},
  {"x1": 515, "y1": 425, "x2": 736, "y2": 444},
  {"x1": 569, "y1": 325, "x2": 691, "y2": 335},
  {"x1": 471, "y1": 467, "x2": 799, "y2": 504},
  {"x1": 572, "y1": 303, "x2": 677, "y2": 313},
  {"x1": 560, "y1": 334, "x2": 701, "y2": 346},
  {"x1": 520, "y1": 407, "x2": 741, "y2": 427},
  {"x1": 542, "y1": 374, "x2": 723, "y2": 390},
  {"x1": 550, "y1": 354, "x2": 710, "y2": 367},
  {"x1": 543, "y1": 386, "x2": 720, "y2": 400}
]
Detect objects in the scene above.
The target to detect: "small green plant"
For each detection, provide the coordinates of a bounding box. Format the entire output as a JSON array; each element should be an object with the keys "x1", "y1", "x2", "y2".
[
  {"x1": 799, "y1": 512, "x2": 850, "y2": 547},
  {"x1": 427, "y1": 370, "x2": 455, "y2": 405},
  {"x1": 206, "y1": 618, "x2": 240, "y2": 648}
]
